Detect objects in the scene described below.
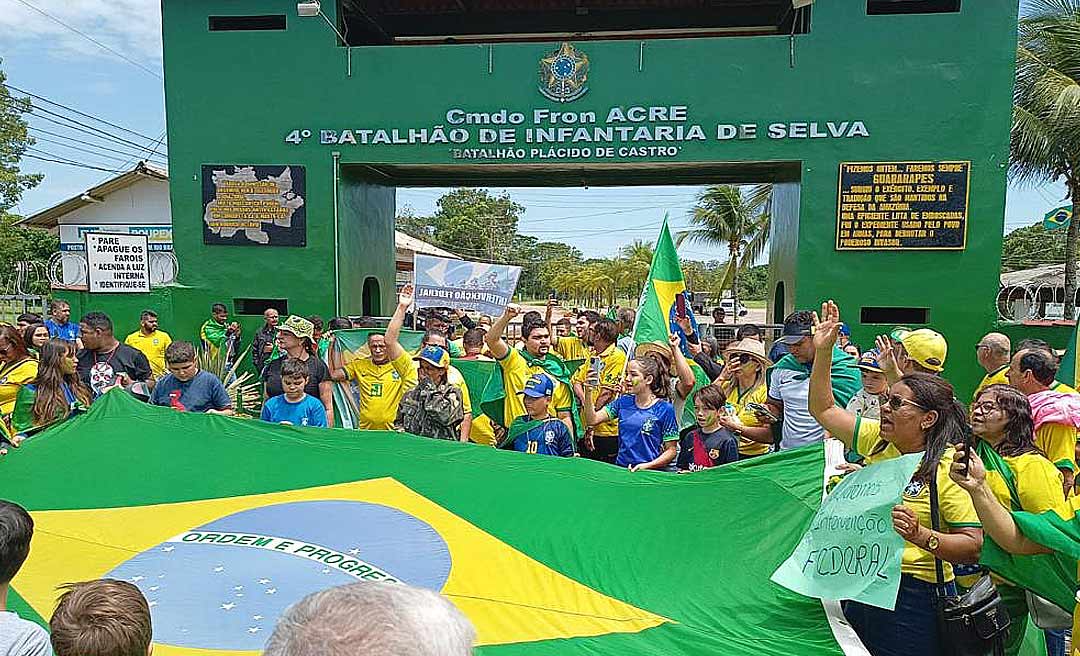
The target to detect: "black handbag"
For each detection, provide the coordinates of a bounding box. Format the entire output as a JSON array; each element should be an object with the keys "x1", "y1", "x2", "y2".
[{"x1": 929, "y1": 474, "x2": 1010, "y2": 656}]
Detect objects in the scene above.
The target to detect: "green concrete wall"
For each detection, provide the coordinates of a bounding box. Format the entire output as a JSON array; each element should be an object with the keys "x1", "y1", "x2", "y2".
[
  {"x1": 147, "y1": 0, "x2": 1020, "y2": 392},
  {"x1": 338, "y1": 174, "x2": 396, "y2": 316}
]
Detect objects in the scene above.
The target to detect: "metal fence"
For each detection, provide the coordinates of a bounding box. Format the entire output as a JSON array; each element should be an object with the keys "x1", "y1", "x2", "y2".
[{"x1": 0, "y1": 295, "x2": 48, "y2": 325}]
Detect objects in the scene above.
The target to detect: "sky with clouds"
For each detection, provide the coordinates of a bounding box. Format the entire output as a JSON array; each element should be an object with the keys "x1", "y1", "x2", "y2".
[{"x1": 1, "y1": 0, "x2": 1067, "y2": 262}]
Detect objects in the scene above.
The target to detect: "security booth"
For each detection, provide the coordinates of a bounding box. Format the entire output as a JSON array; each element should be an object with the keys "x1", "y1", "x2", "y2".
[{"x1": 62, "y1": 0, "x2": 1014, "y2": 390}]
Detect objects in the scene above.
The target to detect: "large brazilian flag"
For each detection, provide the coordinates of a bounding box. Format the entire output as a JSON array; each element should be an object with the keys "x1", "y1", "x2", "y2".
[{"x1": 4, "y1": 390, "x2": 848, "y2": 655}]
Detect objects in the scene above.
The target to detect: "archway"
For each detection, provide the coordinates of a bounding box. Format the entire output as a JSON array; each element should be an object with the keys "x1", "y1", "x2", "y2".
[{"x1": 362, "y1": 277, "x2": 381, "y2": 316}]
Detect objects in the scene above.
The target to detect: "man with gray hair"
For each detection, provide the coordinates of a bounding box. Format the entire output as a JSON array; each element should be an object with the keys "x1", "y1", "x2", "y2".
[
  {"x1": 263, "y1": 582, "x2": 475, "y2": 656},
  {"x1": 973, "y1": 331, "x2": 1011, "y2": 400}
]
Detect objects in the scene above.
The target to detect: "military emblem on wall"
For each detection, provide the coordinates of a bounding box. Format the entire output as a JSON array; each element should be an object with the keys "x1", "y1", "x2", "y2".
[{"x1": 538, "y1": 42, "x2": 590, "y2": 103}]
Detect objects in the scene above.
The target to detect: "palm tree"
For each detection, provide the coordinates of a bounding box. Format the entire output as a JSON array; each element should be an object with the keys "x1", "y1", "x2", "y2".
[
  {"x1": 619, "y1": 240, "x2": 654, "y2": 303},
  {"x1": 1011, "y1": 0, "x2": 1080, "y2": 317},
  {"x1": 677, "y1": 184, "x2": 771, "y2": 313}
]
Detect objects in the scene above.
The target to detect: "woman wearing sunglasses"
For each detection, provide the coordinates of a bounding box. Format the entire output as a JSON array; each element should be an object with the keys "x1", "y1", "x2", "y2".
[
  {"x1": 963, "y1": 384, "x2": 1063, "y2": 655},
  {"x1": 809, "y1": 301, "x2": 981, "y2": 656},
  {"x1": 714, "y1": 338, "x2": 774, "y2": 459}
]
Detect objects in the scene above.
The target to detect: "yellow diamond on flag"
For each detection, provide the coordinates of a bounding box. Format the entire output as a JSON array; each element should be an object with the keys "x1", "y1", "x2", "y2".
[{"x1": 16, "y1": 478, "x2": 669, "y2": 654}]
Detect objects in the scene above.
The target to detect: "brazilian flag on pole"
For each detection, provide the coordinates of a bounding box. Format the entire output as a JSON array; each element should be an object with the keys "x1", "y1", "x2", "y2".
[
  {"x1": 632, "y1": 216, "x2": 686, "y2": 345},
  {"x1": 631, "y1": 216, "x2": 713, "y2": 427}
]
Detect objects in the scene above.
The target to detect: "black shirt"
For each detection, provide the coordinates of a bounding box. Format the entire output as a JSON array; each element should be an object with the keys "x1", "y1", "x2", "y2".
[
  {"x1": 77, "y1": 343, "x2": 152, "y2": 397},
  {"x1": 262, "y1": 354, "x2": 330, "y2": 400}
]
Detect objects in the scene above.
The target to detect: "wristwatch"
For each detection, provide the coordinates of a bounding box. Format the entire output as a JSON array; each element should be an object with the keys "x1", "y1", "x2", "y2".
[{"x1": 925, "y1": 532, "x2": 940, "y2": 552}]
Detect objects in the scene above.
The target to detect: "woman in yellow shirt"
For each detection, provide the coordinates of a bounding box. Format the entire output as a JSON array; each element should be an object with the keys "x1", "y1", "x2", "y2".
[
  {"x1": 714, "y1": 338, "x2": 773, "y2": 458},
  {"x1": 0, "y1": 324, "x2": 39, "y2": 427},
  {"x1": 809, "y1": 301, "x2": 982, "y2": 656},
  {"x1": 968, "y1": 384, "x2": 1065, "y2": 656}
]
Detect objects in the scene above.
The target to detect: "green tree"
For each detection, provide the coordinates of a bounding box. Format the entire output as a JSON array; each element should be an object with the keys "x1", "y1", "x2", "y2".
[
  {"x1": 0, "y1": 62, "x2": 51, "y2": 292},
  {"x1": 1011, "y1": 1, "x2": 1080, "y2": 315},
  {"x1": 677, "y1": 184, "x2": 771, "y2": 312},
  {"x1": 736, "y1": 264, "x2": 770, "y2": 301},
  {"x1": 430, "y1": 188, "x2": 524, "y2": 262},
  {"x1": 394, "y1": 205, "x2": 435, "y2": 241},
  {"x1": 1001, "y1": 222, "x2": 1067, "y2": 272}
]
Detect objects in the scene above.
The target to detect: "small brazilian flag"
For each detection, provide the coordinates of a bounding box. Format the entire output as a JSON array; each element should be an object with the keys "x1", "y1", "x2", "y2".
[
  {"x1": 633, "y1": 216, "x2": 686, "y2": 345},
  {"x1": 1043, "y1": 205, "x2": 1072, "y2": 231}
]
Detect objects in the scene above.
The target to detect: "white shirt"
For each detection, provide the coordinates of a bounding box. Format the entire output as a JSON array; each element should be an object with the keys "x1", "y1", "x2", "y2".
[
  {"x1": 0, "y1": 611, "x2": 52, "y2": 656},
  {"x1": 767, "y1": 368, "x2": 825, "y2": 450}
]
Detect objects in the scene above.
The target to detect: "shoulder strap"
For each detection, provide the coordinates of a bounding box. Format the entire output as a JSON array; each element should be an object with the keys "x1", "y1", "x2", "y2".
[{"x1": 928, "y1": 469, "x2": 946, "y2": 589}]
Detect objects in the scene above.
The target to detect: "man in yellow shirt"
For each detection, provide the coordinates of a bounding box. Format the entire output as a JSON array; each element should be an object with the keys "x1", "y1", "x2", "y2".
[
  {"x1": 330, "y1": 287, "x2": 417, "y2": 430},
  {"x1": 546, "y1": 300, "x2": 595, "y2": 363},
  {"x1": 973, "y1": 332, "x2": 1010, "y2": 400},
  {"x1": 124, "y1": 310, "x2": 172, "y2": 379},
  {"x1": 571, "y1": 318, "x2": 625, "y2": 463},
  {"x1": 1008, "y1": 347, "x2": 1080, "y2": 495},
  {"x1": 485, "y1": 304, "x2": 574, "y2": 436}
]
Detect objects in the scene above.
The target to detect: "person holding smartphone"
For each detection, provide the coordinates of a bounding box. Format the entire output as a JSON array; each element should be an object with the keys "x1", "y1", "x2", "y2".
[
  {"x1": 571, "y1": 319, "x2": 626, "y2": 463},
  {"x1": 582, "y1": 346, "x2": 679, "y2": 473},
  {"x1": 808, "y1": 300, "x2": 982, "y2": 656},
  {"x1": 960, "y1": 384, "x2": 1064, "y2": 656},
  {"x1": 713, "y1": 338, "x2": 774, "y2": 459}
]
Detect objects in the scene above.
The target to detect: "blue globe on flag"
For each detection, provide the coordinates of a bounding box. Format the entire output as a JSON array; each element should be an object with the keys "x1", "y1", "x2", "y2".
[{"x1": 106, "y1": 500, "x2": 452, "y2": 651}]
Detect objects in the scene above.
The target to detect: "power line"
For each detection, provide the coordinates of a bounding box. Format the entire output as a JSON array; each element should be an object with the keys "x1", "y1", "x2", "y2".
[
  {"x1": 30, "y1": 131, "x2": 167, "y2": 165},
  {"x1": 21, "y1": 106, "x2": 168, "y2": 156},
  {"x1": 22, "y1": 154, "x2": 124, "y2": 174},
  {"x1": 26, "y1": 146, "x2": 126, "y2": 169},
  {"x1": 3, "y1": 82, "x2": 165, "y2": 144},
  {"x1": 10, "y1": 0, "x2": 163, "y2": 80}
]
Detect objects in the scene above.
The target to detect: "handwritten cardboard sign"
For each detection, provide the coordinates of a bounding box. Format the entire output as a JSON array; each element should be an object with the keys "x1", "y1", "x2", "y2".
[{"x1": 771, "y1": 452, "x2": 922, "y2": 610}]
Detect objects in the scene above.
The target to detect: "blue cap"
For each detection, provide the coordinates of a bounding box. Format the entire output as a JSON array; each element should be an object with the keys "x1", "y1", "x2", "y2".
[
  {"x1": 520, "y1": 373, "x2": 554, "y2": 398},
  {"x1": 414, "y1": 345, "x2": 450, "y2": 368},
  {"x1": 839, "y1": 323, "x2": 851, "y2": 336},
  {"x1": 857, "y1": 349, "x2": 884, "y2": 373}
]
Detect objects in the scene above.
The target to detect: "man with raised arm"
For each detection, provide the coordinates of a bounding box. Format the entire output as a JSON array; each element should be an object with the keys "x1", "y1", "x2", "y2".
[
  {"x1": 485, "y1": 304, "x2": 575, "y2": 437},
  {"x1": 330, "y1": 286, "x2": 418, "y2": 430}
]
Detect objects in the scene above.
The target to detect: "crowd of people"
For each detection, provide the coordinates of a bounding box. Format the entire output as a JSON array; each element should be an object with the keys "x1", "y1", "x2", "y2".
[{"x1": 5, "y1": 292, "x2": 1080, "y2": 656}]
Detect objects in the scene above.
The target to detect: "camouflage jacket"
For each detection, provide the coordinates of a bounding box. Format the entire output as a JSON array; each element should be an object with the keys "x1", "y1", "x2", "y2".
[{"x1": 395, "y1": 378, "x2": 464, "y2": 441}]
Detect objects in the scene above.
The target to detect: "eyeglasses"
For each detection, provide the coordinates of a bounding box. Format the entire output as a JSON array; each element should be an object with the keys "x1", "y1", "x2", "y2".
[
  {"x1": 971, "y1": 401, "x2": 1000, "y2": 414},
  {"x1": 885, "y1": 394, "x2": 926, "y2": 411},
  {"x1": 975, "y1": 344, "x2": 990, "y2": 352}
]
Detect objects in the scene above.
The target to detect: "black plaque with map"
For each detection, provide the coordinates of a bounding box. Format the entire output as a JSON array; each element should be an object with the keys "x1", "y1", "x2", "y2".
[
  {"x1": 202, "y1": 165, "x2": 306, "y2": 247},
  {"x1": 835, "y1": 161, "x2": 970, "y2": 251}
]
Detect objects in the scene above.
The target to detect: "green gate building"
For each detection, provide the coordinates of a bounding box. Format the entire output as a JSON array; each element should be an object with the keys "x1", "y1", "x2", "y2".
[{"x1": 62, "y1": 0, "x2": 1019, "y2": 389}]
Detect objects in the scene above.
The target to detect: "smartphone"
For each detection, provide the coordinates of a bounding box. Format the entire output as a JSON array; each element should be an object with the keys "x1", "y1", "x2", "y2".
[
  {"x1": 590, "y1": 356, "x2": 603, "y2": 380},
  {"x1": 675, "y1": 293, "x2": 687, "y2": 319},
  {"x1": 960, "y1": 424, "x2": 975, "y2": 476},
  {"x1": 747, "y1": 402, "x2": 779, "y2": 423}
]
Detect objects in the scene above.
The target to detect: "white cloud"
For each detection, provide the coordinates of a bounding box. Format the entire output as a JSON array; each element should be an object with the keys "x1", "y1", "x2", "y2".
[{"x1": 0, "y1": 0, "x2": 163, "y2": 67}]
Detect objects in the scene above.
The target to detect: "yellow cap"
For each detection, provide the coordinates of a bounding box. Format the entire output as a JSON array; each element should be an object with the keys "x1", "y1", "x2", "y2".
[{"x1": 899, "y1": 329, "x2": 947, "y2": 373}]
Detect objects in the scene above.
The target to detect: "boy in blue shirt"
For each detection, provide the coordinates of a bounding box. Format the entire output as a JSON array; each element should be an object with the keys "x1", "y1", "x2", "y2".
[
  {"x1": 506, "y1": 373, "x2": 573, "y2": 457},
  {"x1": 149, "y1": 341, "x2": 233, "y2": 414},
  {"x1": 261, "y1": 357, "x2": 328, "y2": 427}
]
